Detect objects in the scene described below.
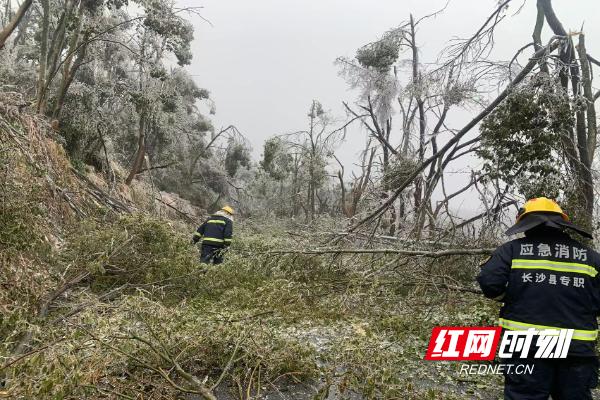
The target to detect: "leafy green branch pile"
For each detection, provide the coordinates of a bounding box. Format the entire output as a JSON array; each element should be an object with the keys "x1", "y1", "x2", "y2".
[
  {"x1": 1, "y1": 107, "x2": 506, "y2": 399},
  {"x1": 3, "y1": 218, "x2": 505, "y2": 398}
]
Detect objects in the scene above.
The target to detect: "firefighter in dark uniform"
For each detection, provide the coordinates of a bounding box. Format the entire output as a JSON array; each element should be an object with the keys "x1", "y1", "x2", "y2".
[
  {"x1": 192, "y1": 205, "x2": 234, "y2": 264},
  {"x1": 478, "y1": 197, "x2": 600, "y2": 400}
]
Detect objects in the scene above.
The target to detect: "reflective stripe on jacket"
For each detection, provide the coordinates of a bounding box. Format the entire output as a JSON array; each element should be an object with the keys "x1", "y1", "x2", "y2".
[{"x1": 477, "y1": 229, "x2": 600, "y2": 356}]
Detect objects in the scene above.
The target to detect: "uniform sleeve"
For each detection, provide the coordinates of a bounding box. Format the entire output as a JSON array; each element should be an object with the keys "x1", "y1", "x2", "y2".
[
  {"x1": 192, "y1": 222, "x2": 206, "y2": 244},
  {"x1": 477, "y1": 242, "x2": 513, "y2": 300},
  {"x1": 223, "y1": 220, "x2": 233, "y2": 247}
]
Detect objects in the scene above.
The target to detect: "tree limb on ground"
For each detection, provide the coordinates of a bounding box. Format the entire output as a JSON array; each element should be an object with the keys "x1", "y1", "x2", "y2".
[
  {"x1": 81, "y1": 326, "x2": 217, "y2": 400},
  {"x1": 70, "y1": 167, "x2": 132, "y2": 213},
  {"x1": 138, "y1": 162, "x2": 176, "y2": 173},
  {"x1": 264, "y1": 248, "x2": 494, "y2": 257},
  {"x1": 154, "y1": 197, "x2": 197, "y2": 224},
  {"x1": 10, "y1": 271, "x2": 91, "y2": 357}
]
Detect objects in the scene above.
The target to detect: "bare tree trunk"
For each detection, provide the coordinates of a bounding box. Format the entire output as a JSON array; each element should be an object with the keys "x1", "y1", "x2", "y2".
[
  {"x1": 576, "y1": 33, "x2": 596, "y2": 229},
  {"x1": 0, "y1": 0, "x2": 33, "y2": 50},
  {"x1": 125, "y1": 31, "x2": 149, "y2": 186},
  {"x1": 2, "y1": 0, "x2": 10, "y2": 27},
  {"x1": 125, "y1": 113, "x2": 147, "y2": 185},
  {"x1": 352, "y1": 147, "x2": 375, "y2": 217},
  {"x1": 537, "y1": 0, "x2": 594, "y2": 229},
  {"x1": 52, "y1": 43, "x2": 87, "y2": 119},
  {"x1": 45, "y1": 2, "x2": 74, "y2": 86},
  {"x1": 532, "y1": 0, "x2": 549, "y2": 74},
  {"x1": 36, "y1": 0, "x2": 50, "y2": 113},
  {"x1": 292, "y1": 155, "x2": 300, "y2": 217},
  {"x1": 41, "y1": 0, "x2": 81, "y2": 114},
  {"x1": 308, "y1": 100, "x2": 318, "y2": 222},
  {"x1": 278, "y1": 180, "x2": 284, "y2": 217},
  {"x1": 52, "y1": 6, "x2": 86, "y2": 119},
  {"x1": 336, "y1": 162, "x2": 349, "y2": 217},
  {"x1": 578, "y1": 34, "x2": 597, "y2": 164},
  {"x1": 409, "y1": 14, "x2": 427, "y2": 239}
]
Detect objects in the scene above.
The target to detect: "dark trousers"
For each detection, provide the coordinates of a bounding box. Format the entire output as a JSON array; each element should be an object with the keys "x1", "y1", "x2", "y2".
[
  {"x1": 200, "y1": 244, "x2": 225, "y2": 264},
  {"x1": 504, "y1": 357, "x2": 598, "y2": 400}
]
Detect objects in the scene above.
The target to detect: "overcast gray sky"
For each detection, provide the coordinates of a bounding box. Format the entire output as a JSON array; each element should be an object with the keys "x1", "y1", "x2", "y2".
[{"x1": 176, "y1": 0, "x2": 600, "y2": 215}]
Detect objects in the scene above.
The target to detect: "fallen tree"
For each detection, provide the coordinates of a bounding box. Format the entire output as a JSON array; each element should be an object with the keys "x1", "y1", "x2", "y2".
[{"x1": 264, "y1": 248, "x2": 494, "y2": 257}]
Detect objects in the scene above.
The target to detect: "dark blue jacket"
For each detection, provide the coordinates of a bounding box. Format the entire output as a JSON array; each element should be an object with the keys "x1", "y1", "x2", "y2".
[
  {"x1": 478, "y1": 228, "x2": 600, "y2": 356},
  {"x1": 192, "y1": 214, "x2": 233, "y2": 248}
]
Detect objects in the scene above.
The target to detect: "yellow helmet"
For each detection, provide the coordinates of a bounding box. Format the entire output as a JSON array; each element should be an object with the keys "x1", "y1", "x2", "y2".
[
  {"x1": 516, "y1": 197, "x2": 568, "y2": 222},
  {"x1": 221, "y1": 205, "x2": 234, "y2": 215}
]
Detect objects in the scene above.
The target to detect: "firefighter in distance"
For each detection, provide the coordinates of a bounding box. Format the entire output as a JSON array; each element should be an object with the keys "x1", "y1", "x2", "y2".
[{"x1": 192, "y1": 205, "x2": 234, "y2": 264}]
